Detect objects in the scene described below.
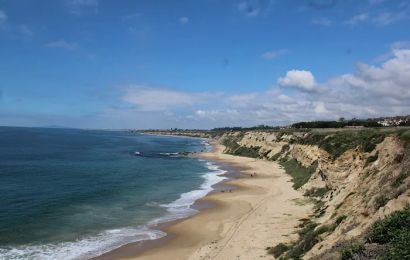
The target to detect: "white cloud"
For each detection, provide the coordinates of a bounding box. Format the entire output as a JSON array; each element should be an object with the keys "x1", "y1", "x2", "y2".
[
  {"x1": 345, "y1": 13, "x2": 369, "y2": 25},
  {"x1": 237, "y1": 1, "x2": 260, "y2": 17},
  {"x1": 373, "y1": 41, "x2": 410, "y2": 62},
  {"x1": 373, "y1": 11, "x2": 406, "y2": 25},
  {"x1": 328, "y1": 48, "x2": 410, "y2": 99},
  {"x1": 278, "y1": 70, "x2": 317, "y2": 92},
  {"x1": 236, "y1": 0, "x2": 274, "y2": 17},
  {"x1": 311, "y1": 17, "x2": 332, "y2": 26},
  {"x1": 195, "y1": 109, "x2": 240, "y2": 121},
  {"x1": 78, "y1": 46, "x2": 410, "y2": 129},
  {"x1": 179, "y1": 17, "x2": 189, "y2": 24},
  {"x1": 122, "y1": 85, "x2": 205, "y2": 111},
  {"x1": 0, "y1": 9, "x2": 7, "y2": 25},
  {"x1": 46, "y1": 40, "x2": 78, "y2": 50},
  {"x1": 261, "y1": 49, "x2": 287, "y2": 60},
  {"x1": 228, "y1": 93, "x2": 259, "y2": 106},
  {"x1": 345, "y1": 10, "x2": 408, "y2": 26},
  {"x1": 191, "y1": 47, "x2": 410, "y2": 127},
  {"x1": 314, "y1": 102, "x2": 328, "y2": 114}
]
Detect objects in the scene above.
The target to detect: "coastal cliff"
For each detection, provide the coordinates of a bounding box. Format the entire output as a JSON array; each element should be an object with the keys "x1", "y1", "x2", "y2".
[
  {"x1": 143, "y1": 128, "x2": 410, "y2": 259},
  {"x1": 218, "y1": 129, "x2": 410, "y2": 259}
]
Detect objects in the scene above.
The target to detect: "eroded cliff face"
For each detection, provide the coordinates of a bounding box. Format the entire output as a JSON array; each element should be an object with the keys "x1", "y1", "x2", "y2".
[{"x1": 218, "y1": 130, "x2": 410, "y2": 259}]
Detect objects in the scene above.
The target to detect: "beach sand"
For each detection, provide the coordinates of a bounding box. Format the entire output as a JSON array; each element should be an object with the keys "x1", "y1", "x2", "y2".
[{"x1": 100, "y1": 144, "x2": 312, "y2": 260}]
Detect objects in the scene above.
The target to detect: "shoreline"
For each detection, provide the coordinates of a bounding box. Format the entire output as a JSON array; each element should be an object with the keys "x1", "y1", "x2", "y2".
[
  {"x1": 94, "y1": 159, "x2": 241, "y2": 260},
  {"x1": 97, "y1": 141, "x2": 312, "y2": 260}
]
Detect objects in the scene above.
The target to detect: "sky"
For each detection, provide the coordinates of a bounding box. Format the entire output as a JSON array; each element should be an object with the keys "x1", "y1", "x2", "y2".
[{"x1": 0, "y1": 0, "x2": 409, "y2": 129}]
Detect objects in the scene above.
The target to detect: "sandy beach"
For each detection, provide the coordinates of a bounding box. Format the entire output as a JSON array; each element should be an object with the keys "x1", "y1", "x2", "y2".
[{"x1": 98, "y1": 143, "x2": 312, "y2": 260}]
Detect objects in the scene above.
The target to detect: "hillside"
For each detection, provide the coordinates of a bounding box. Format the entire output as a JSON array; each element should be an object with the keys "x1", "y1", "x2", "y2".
[
  {"x1": 218, "y1": 128, "x2": 410, "y2": 259},
  {"x1": 145, "y1": 128, "x2": 410, "y2": 259}
]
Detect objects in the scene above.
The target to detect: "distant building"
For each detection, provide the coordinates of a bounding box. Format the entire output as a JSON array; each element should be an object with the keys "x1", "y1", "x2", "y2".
[{"x1": 376, "y1": 115, "x2": 410, "y2": 126}]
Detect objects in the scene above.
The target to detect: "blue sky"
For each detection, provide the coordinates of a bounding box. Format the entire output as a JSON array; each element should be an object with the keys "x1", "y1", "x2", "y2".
[{"x1": 0, "y1": 0, "x2": 409, "y2": 129}]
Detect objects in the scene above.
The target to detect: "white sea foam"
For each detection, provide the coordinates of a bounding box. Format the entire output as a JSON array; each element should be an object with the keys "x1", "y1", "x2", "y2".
[
  {"x1": 201, "y1": 140, "x2": 211, "y2": 146},
  {"x1": 0, "y1": 161, "x2": 226, "y2": 260},
  {"x1": 150, "y1": 161, "x2": 227, "y2": 225},
  {"x1": 0, "y1": 227, "x2": 165, "y2": 260},
  {"x1": 158, "y1": 152, "x2": 179, "y2": 156}
]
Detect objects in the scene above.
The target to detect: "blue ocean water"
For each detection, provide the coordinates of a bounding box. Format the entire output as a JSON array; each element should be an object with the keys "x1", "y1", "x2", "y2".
[{"x1": 0, "y1": 127, "x2": 225, "y2": 259}]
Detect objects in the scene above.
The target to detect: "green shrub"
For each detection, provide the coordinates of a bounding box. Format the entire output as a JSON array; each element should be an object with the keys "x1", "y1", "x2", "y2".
[
  {"x1": 400, "y1": 130, "x2": 410, "y2": 142},
  {"x1": 366, "y1": 151, "x2": 379, "y2": 166},
  {"x1": 304, "y1": 187, "x2": 329, "y2": 198},
  {"x1": 391, "y1": 170, "x2": 409, "y2": 188},
  {"x1": 367, "y1": 205, "x2": 410, "y2": 244},
  {"x1": 267, "y1": 243, "x2": 289, "y2": 258},
  {"x1": 340, "y1": 243, "x2": 364, "y2": 260},
  {"x1": 280, "y1": 159, "x2": 316, "y2": 189},
  {"x1": 279, "y1": 156, "x2": 289, "y2": 163},
  {"x1": 221, "y1": 135, "x2": 262, "y2": 158},
  {"x1": 299, "y1": 130, "x2": 387, "y2": 159},
  {"x1": 381, "y1": 229, "x2": 410, "y2": 260},
  {"x1": 366, "y1": 206, "x2": 410, "y2": 259},
  {"x1": 298, "y1": 220, "x2": 318, "y2": 235},
  {"x1": 221, "y1": 136, "x2": 240, "y2": 151},
  {"x1": 288, "y1": 222, "x2": 319, "y2": 259},
  {"x1": 335, "y1": 215, "x2": 347, "y2": 225},
  {"x1": 315, "y1": 224, "x2": 334, "y2": 235},
  {"x1": 313, "y1": 199, "x2": 326, "y2": 217},
  {"x1": 315, "y1": 215, "x2": 347, "y2": 236},
  {"x1": 374, "y1": 195, "x2": 389, "y2": 210},
  {"x1": 277, "y1": 220, "x2": 319, "y2": 259},
  {"x1": 271, "y1": 215, "x2": 349, "y2": 259},
  {"x1": 232, "y1": 146, "x2": 261, "y2": 158},
  {"x1": 270, "y1": 152, "x2": 281, "y2": 161}
]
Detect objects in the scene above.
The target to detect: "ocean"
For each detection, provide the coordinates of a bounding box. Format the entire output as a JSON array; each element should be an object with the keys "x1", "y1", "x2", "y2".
[{"x1": 0, "y1": 127, "x2": 226, "y2": 259}]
